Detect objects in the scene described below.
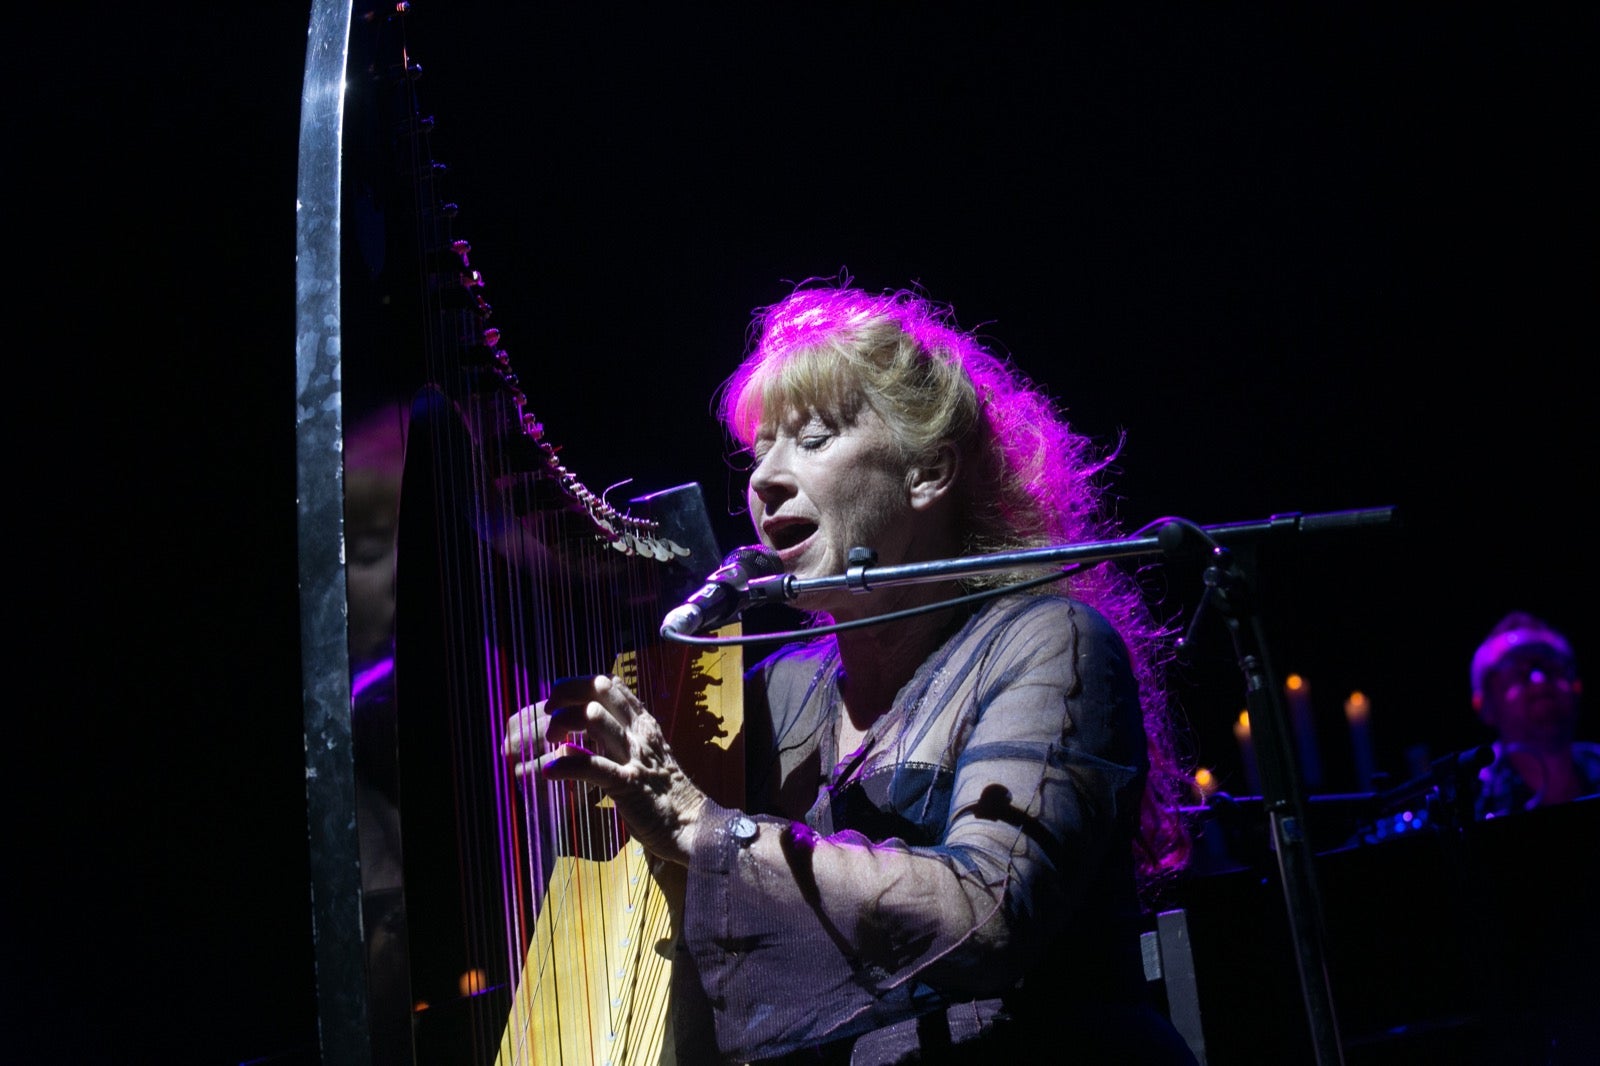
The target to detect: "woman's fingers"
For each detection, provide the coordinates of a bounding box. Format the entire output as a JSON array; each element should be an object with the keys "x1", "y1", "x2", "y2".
[
  {"x1": 503, "y1": 675, "x2": 641, "y2": 761},
  {"x1": 547, "y1": 673, "x2": 606, "y2": 704},
  {"x1": 544, "y1": 673, "x2": 633, "y2": 712},
  {"x1": 545, "y1": 701, "x2": 615, "y2": 749},
  {"x1": 594, "y1": 674, "x2": 642, "y2": 725},
  {"x1": 503, "y1": 703, "x2": 550, "y2": 756},
  {"x1": 535, "y1": 744, "x2": 618, "y2": 783}
]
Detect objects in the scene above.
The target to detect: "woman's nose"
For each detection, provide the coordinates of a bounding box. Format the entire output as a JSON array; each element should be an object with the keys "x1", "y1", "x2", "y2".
[{"x1": 747, "y1": 444, "x2": 791, "y2": 503}]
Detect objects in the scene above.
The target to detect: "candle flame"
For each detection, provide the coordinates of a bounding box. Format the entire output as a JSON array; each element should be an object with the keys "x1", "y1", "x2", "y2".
[{"x1": 1345, "y1": 691, "x2": 1369, "y2": 723}]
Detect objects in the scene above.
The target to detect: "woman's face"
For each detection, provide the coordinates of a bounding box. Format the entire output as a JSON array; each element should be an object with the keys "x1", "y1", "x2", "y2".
[{"x1": 745, "y1": 404, "x2": 934, "y2": 619}]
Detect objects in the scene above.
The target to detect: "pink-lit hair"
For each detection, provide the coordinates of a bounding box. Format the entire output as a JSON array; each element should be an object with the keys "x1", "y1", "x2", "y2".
[{"x1": 717, "y1": 281, "x2": 1193, "y2": 892}]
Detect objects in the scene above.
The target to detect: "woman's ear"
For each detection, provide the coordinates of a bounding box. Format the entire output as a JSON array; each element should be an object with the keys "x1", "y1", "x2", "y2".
[{"x1": 908, "y1": 443, "x2": 959, "y2": 511}]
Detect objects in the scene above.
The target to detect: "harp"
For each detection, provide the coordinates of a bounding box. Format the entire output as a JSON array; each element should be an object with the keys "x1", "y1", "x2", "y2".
[{"x1": 296, "y1": 4, "x2": 741, "y2": 1062}]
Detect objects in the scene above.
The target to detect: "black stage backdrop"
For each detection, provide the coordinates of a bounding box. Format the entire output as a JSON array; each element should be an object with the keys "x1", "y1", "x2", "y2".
[{"x1": 14, "y1": 3, "x2": 1592, "y2": 1063}]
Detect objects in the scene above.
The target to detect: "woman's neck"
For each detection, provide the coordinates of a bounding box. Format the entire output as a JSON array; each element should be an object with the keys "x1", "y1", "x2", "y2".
[{"x1": 833, "y1": 600, "x2": 965, "y2": 731}]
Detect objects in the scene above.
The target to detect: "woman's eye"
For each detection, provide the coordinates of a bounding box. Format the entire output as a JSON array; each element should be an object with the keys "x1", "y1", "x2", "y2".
[{"x1": 799, "y1": 433, "x2": 831, "y2": 451}]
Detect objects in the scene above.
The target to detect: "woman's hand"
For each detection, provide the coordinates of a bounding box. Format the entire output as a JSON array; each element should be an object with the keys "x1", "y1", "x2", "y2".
[{"x1": 503, "y1": 674, "x2": 707, "y2": 866}]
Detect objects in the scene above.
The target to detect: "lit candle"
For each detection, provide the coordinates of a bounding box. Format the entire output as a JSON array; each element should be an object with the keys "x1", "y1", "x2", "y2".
[
  {"x1": 1345, "y1": 691, "x2": 1376, "y2": 791},
  {"x1": 1285, "y1": 673, "x2": 1323, "y2": 790},
  {"x1": 1233, "y1": 710, "x2": 1261, "y2": 795}
]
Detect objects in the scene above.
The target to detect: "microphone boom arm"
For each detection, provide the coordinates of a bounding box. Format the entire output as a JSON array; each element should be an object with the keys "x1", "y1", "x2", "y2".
[{"x1": 743, "y1": 506, "x2": 1399, "y2": 606}]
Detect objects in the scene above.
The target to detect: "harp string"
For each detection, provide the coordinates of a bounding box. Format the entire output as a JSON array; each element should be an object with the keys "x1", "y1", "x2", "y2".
[{"x1": 374, "y1": 6, "x2": 709, "y2": 1061}]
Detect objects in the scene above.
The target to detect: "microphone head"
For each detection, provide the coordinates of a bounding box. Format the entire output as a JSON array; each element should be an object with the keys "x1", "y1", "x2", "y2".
[
  {"x1": 660, "y1": 544, "x2": 784, "y2": 639},
  {"x1": 725, "y1": 543, "x2": 782, "y2": 579}
]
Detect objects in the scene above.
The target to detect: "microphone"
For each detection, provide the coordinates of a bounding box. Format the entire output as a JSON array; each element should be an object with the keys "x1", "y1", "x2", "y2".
[{"x1": 660, "y1": 545, "x2": 784, "y2": 638}]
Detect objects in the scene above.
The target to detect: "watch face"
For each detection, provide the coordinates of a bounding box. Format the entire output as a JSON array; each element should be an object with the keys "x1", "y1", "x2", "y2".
[{"x1": 731, "y1": 815, "x2": 759, "y2": 844}]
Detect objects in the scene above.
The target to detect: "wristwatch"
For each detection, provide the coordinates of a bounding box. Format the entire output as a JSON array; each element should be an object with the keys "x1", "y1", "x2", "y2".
[{"x1": 729, "y1": 814, "x2": 759, "y2": 846}]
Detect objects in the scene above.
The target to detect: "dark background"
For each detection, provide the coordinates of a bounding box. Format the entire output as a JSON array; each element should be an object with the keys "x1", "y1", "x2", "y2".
[{"x1": 15, "y1": 3, "x2": 1592, "y2": 1063}]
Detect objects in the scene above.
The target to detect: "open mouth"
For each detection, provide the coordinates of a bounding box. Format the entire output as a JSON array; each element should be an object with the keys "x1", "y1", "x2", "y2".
[{"x1": 766, "y1": 521, "x2": 816, "y2": 552}]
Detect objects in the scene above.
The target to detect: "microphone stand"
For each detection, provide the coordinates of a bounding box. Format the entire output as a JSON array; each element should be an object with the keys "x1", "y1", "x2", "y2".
[
  {"x1": 1185, "y1": 530, "x2": 1347, "y2": 1066},
  {"x1": 740, "y1": 506, "x2": 1396, "y2": 1066}
]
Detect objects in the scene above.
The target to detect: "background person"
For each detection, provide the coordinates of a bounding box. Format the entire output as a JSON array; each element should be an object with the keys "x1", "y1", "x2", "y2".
[{"x1": 1470, "y1": 610, "x2": 1598, "y2": 819}]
